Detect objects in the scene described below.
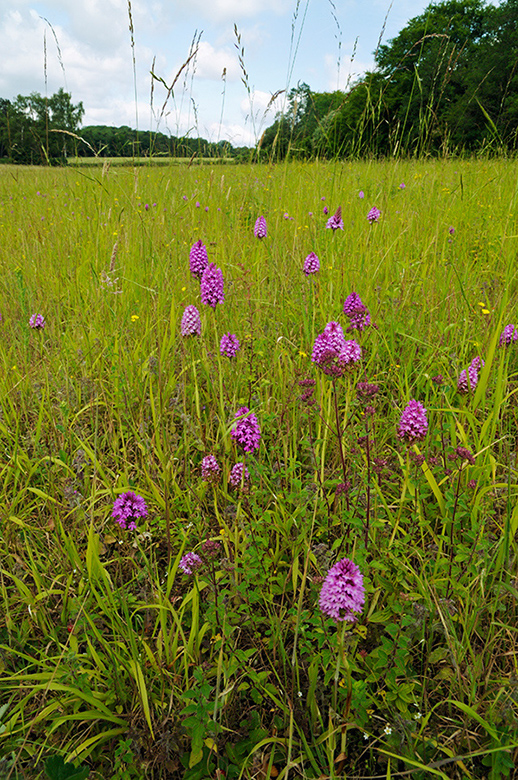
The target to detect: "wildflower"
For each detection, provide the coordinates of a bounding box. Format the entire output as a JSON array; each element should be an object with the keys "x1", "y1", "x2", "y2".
[
  {"x1": 189, "y1": 240, "x2": 209, "y2": 279},
  {"x1": 357, "y1": 382, "x2": 379, "y2": 400},
  {"x1": 303, "y1": 252, "x2": 320, "y2": 276},
  {"x1": 201, "y1": 455, "x2": 221, "y2": 483},
  {"x1": 458, "y1": 356, "x2": 484, "y2": 394},
  {"x1": 254, "y1": 216, "x2": 267, "y2": 239},
  {"x1": 399, "y1": 183, "x2": 406, "y2": 189},
  {"x1": 359, "y1": 191, "x2": 365, "y2": 199},
  {"x1": 449, "y1": 226, "x2": 455, "y2": 235},
  {"x1": 112, "y1": 491, "x2": 148, "y2": 531},
  {"x1": 202, "y1": 539, "x2": 221, "y2": 559},
  {"x1": 179, "y1": 552, "x2": 202, "y2": 575},
  {"x1": 318, "y1": 557, "x2": 365, "y2": 622},
  {"x1": 220, "y1": 332, "x2": 240, "y2": 358},
  {"x1": 229, "y1": 461, "x2": 250, "y2": 488},
  {"x1": 383, "y1": 725, "x2": 392, "y2": 736},
  {"x1": 195, "y1": 201, "x2": 201, "y2": 208},
  {"x1": 181, "y1": 305, "x2": 201, "y2": 337},
  {"x1": 367, "y1": 207, "x2": 380, "y2": 224},
  {"x1": 397, "y1": 399, "x2": 428, "y2": 443},
  {"x1": 200, "y1": 263, "x2": 224, "y2": 309},
  {"x1": 343, "y1": 291, "x2": 371, "y2": 332},
  {"x1": 231, "y1": 407, "x2": 261, "y2": 453},
  {"x1": 326, "y1": 206, "x2": 344, "y2": 231},
  {"x1": 456, "y1": 446, "x2": 475, "y2": 465},
  {"x1": 29, "y1": 313, "x2": 45, "y2": 330},
  {"x1": 311, "y1": 321, "x2": 362, "y2": 377},
  {"x1": 432, "y1": 374, "x2": 444, "y2": 385},
  {"x1": 323, "y1": 205, "x2": 329, "y2": 215},
  {"x1": 500, "y1": 324, "x2": 518, "y2": 346}
]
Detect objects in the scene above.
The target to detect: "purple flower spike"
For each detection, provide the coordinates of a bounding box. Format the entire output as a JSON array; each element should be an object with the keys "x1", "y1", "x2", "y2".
[
  {"x1": 181, "y1": 305, "x2": 201, "y2": 337},
  {"x1": 29, "y1": 313, "x2": 45, "y2": 330},
  {"x1": 326, "y1": 206, "x2": 344, "y2": 231},
  {"x1": 449, "y1": 226, "x2": 455, "y2": 235},
  {"x1": 343, "y1": 291, "x2": 366, "y2": 317},
  {"x1": 458, "y1": 356, "x2": 484, "y2": 394},
  {"x1": 112, "y1": 491, "x2": 148, "y2": 531},
  {"x1": 399, "y1": 183, "x2": 406, "y2": 189},
  {"x1": 303, "y1": 252, "x2": 320, "y2": 276},
  {"x1": 311, "y1": 321, "x2": 362, "y2": 377},
  {"x1": 189, "y1": 240, "x2": 209, "y2": 279},
  {"x1": 200, "y1": 263, "x2": 224, "y2": 309},
  {"x1": 229, "y1": 462, "x2": 250, "y2": 489},
  {"x1": 397, "y1": 399, "x2": 428, "y2": 443},
  {"x1": 359, "y1": 191, "x2": 365, "y2": 199},
  {"x1": 201, "y1": 454, "x2": 221, "y2": 483},
  {"x1": 231, "y1": 407, "x2": 261, "y2": 453},
  {"x1": 500, "y1": 324, "x2": 518, "y2": 346},
  {"x1": 319, "y1": 558, "x2": 365, "y2": 622},
  {"x1": 254, "y1": 216, "x2": 267, "y2": 239},
  {"x1": 179, "y1": 552, "x2": 202, "y2": 575},
  {"x1": 220, "y1": 332, "x2": 240, "y2": 358},
  {"x1": 367, "y1": 207, "x2": 380, "y2": 224},
  {"x1": 343, "y1": 291, "x2": 372, "y2": 333},
  {"x1": 323, "y1": 206, "x2": 329, "y2": 215}
]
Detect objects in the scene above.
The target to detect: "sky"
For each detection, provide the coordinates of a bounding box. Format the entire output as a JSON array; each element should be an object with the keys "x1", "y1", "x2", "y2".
[{"x1": 0, "y1": 0, "x2": 432, "y2": 147}]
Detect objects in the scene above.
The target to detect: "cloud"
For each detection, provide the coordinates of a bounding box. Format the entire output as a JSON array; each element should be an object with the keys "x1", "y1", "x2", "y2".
[
  {"x1": 192, "y1": 41, "x2": 240, "y2": 81},
  {"x1": 178, "y1": 0, "x2": 291, "y2": 23}
]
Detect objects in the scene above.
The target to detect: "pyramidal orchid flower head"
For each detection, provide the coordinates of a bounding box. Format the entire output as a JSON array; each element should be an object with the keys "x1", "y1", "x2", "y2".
[
  {"x1": 189, "y1": 240, "x2": 209, "y2": 279},
  {"x1": 254, "y1": 215, "x2": 267, "y2": 239},
  {"x1": 326, "y1": 206, "x2": 344, "y2": 231},
  {"x1": 220, "y1": 332, "x2": 240, "y2": 358},
  {"x1": 359, "y1": 190, "x2": 365, "y2": 199},
  {"x1": 500, "y1": 324, "x2": 518, "y2": 346},
  {"x1": 231, "y1": 406, "x2": 261, "y2": 453},
  {"x1": 458, "y1": 356, "x2": 484, "y2": 393},
  {"x1": 303, "y1": 252, "x2": 320, "y2": 276},
  {"x1": 112, "y1": 491, "x2": 148, "y2": 531},
  {"x1": 29, "y1": 313, "x2": 45, "y2": 329},
  {"x1": 311, "y1": 321, "x2": 362, "y2": 377},
  {"x1": 319, "y1": 558, "x2": 365, "y2": 622},
  {"x1": 201, "y1": 454, "x2": 221, "y2": 483},
  {"x1": 343, "y1": 291, "x2": 372, "y2": 332},
  {"x1": 397, "y1": 399, "x2": 428, "y2": 443},
  {"x1": 181, "y1": 305, "x2": 201, "y2": 336},
  {"x1": 367, "y1": 206, "x2": 380, "y2": 224},
  {"x1": 229, "y1": 461, "x2": 250, "y2": 489},
  {"x1": 200, "y1": 263, "x2": 224, "y2": 309}
]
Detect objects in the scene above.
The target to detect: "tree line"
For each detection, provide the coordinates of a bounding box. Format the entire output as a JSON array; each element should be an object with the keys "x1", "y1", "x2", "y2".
[
  {"x1": 259, "y1": 0, "x2": 518, "y2": 158},
  {"x1": 0, "y1": 88, "x2": 238, "y2": 164}
]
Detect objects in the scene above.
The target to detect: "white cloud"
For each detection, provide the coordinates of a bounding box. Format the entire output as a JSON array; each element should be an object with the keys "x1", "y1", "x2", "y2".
[
  {"x1": 178, "y1": 0, "x2": 291, "y2": 23},
  {"x1": 192, "y1": 41, "x2": 240, "y2": 81}
]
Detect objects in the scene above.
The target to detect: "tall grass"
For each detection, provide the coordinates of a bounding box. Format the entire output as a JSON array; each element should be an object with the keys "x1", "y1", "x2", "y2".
[{"x1": 0, "y1": 158, "x2": 517, "y2": 778}]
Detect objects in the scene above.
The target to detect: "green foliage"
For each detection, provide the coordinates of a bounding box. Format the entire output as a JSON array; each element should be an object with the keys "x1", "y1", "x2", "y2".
[
  {"x1": 44, "y1": 755, "x2": 90, "y2": 780},
  {"x1": 0, "y1": 159, "x2": 517, "y2": 779},
  {"x1": 261, "y1": 0, "x2": 518, "y2": 158}
]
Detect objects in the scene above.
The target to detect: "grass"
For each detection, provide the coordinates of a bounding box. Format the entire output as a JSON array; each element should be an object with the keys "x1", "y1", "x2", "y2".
[{"x1": 0, "y1": 157, "x2": 517, "y2": 779}]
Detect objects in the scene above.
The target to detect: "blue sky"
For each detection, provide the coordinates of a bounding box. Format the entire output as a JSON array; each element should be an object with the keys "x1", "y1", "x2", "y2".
[{"x1": 0, "y1": 0, "x2": 432, "y2": 146}]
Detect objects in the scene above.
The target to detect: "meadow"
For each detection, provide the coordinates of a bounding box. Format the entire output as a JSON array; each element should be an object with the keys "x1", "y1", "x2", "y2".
[{"x1": 0, "y1": 157, "x2": 517, "y2": 779}]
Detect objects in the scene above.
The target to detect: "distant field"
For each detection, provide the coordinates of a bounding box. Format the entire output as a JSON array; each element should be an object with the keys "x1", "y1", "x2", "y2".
[
  {"x1": 67, "y1": 155, "x2": 237, "y2": 166},
  {"x1": 0, "y1": 158, "x2": 517, "y2": 779}
]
